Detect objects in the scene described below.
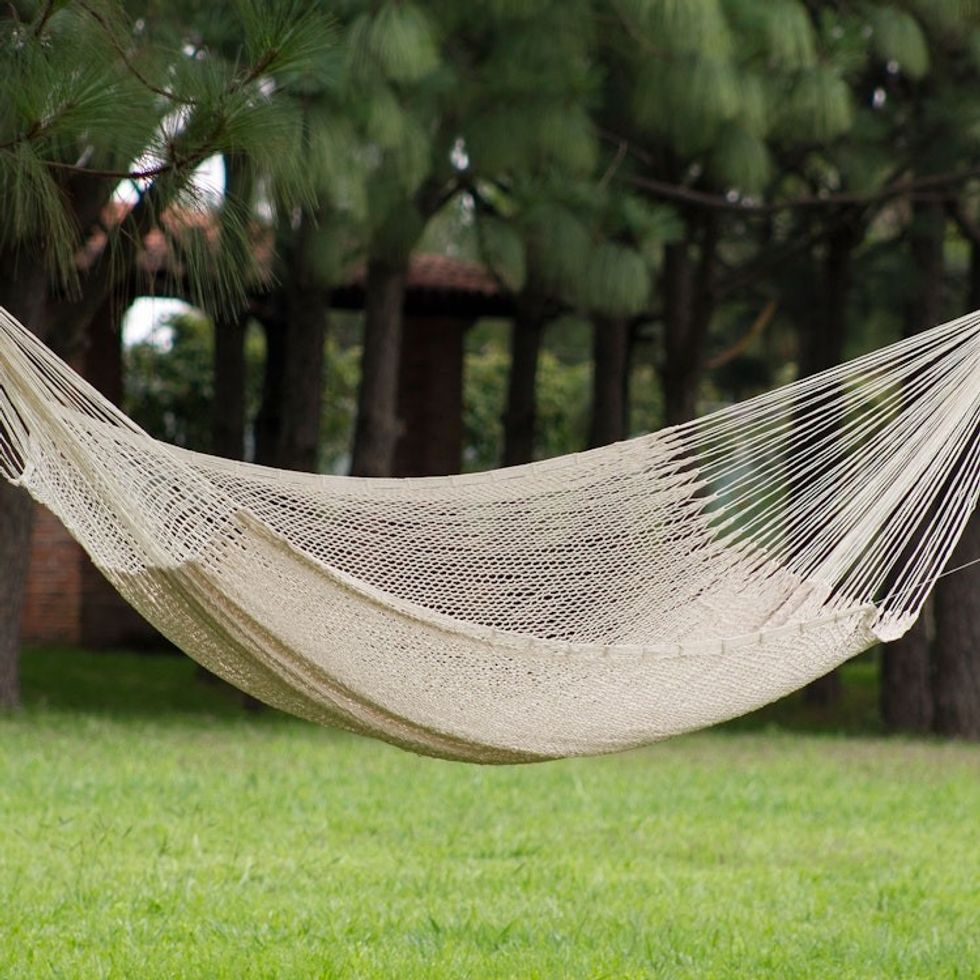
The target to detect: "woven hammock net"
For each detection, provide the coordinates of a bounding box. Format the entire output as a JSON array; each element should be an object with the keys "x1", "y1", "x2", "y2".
[{"x1": 1, "y1": 307, "x2": 979, "y2": 762}]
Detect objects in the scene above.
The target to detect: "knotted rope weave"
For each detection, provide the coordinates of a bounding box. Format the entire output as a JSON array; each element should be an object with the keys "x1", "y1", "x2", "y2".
[{"x1": 1, "y1": 307, "x2": 978, "y2": 762}]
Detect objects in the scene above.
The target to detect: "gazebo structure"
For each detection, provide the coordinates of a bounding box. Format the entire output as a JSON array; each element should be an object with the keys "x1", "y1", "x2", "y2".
[
  {"x1": 335, "y1": 253, "x2": 512, "y2": 476},
  {"x1": 21, "y1": 247, "x2": 513, "y2": 648}
]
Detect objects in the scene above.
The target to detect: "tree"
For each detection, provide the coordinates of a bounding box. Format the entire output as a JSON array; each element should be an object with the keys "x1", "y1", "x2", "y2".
[
  {"x1": 0, "y1": 0, "x2": 332, "y2": 707},
  {"x1": 931, "y1": 194, "x2": 980, "y2": 738},
  {"x1": 864, "y1": 3, "x2": 980, "y2": 735},
  {"x1": 603, "y1": 0, "x2": 807, "y2": 424},
  {"x1": 933, "y1": 507, "x2": 980, "y2": 738},
  {"x1": 601, "y1": 0, "x2": 947, "y2": 425},
  {"x1": 338, "y1": 1, "x2": 461, "y2": 476},
  {"x1": 211, "y1": 154, "x2": 255, "y2": 463},
  {"x1": 479, "y1": 181, "x2": 668, "y2": 462},
  {"x1": 589, "y1": 318, "x2": 632, "y2": 447},
  {"x1": 338, "y1": 0, "x2": 605, "y2": 473},
  {"x1": 252, "y1": 205, "x2": 330, "y2": 471},
  {"x1": 0, "y1": 1, "x2": 151, "y2": 706},
  {"x1": 881, "y1": 201, "x2": 947, "y2": 732}
]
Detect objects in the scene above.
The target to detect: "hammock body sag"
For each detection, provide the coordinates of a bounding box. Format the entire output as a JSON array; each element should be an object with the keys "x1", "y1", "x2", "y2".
[{"x1": 1, "y1": 307, "x2": 978, "y2": 763}]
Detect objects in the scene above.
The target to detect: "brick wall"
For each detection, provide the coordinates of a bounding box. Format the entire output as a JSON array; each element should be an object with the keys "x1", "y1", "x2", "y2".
[
  {"x1": 20, "y1": 504, "x2": 82, "y2": 645},
  {"x1": 21, "y1": 502, "x2": 161, "y2": 648}
]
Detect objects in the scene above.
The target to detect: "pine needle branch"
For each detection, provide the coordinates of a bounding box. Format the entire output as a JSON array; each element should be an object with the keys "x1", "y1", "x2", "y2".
[
  {"x1": 598, "y1": 140, "x2": 628, "y2": 191},
  {"x1": 706, "y1": 299, "x2": 778, "y2": 369},
  {"x1": 74, "y1": 0, "x2": 194, "y2": 106},
  {"x1": 715, "y1": 217, "x2": 836, "y2": 298},
  {"x1": 40, "y1": 156, "x2": 205, "y2": 181},
  {"x1": 626, "y1": 160, "x2": 980, "y2": 214},
  {"x1": 596, "y1": 129, "x2": 980, "y2": 214},
  {"x1": 32, "y1": 0, "x2": 56, "y2": 37}
]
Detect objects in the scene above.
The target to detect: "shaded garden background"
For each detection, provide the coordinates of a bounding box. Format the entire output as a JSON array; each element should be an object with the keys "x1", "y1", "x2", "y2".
[{"x1": 1, "y1": 0, "x2": 979, "y2": 736}]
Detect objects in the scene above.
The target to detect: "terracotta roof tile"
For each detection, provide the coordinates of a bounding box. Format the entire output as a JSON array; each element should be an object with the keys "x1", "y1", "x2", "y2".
[
  {"x1": 81, "y1": 205, "x2": 500, "y2": 298},
  {"x1": 410, "y1": 253, "x2": 500, "y2": 295}
]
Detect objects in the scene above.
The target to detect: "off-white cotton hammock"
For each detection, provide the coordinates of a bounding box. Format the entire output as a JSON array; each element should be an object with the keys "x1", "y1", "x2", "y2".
[{"x1": 1, "y1": 307, "x2": 979, "y2": 762}]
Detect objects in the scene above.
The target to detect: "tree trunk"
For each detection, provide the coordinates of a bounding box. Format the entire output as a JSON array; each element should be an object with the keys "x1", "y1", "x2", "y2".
[
  {"x1": 970, "y1": 226, "x2": 980, "y2": 311},
  {"x1": 0, "y1": 171, "x2": 136, "y2": 699},
  {"x1": 502, "y1": 295, "x2": 547, "y2": 467},
  {"x1": 350, "y1": 258, "x2": 406, "y2": 477},
  {"x1": 0, "y1": 482, "x2": 33, "y2": 708},
  {"x1": 800, "y1": 218, "x2": 862, "y2": 707},
  {"x1": 79, "y1": 288, "x2": 161, "y2": 649},
  {"x1": 212, "y1": 152, "x2": 254, "y2": 462},
  {"x1": 0, "y1": 265, "x2": 50, "y2": 709},
  {"x1": 589, "y1": 318, "x2": 631, "y2": 448},
  {"x1": 661, "y1": 240, "x2": 695, "y2": 426},
  {"x1": 661, "y1": 214, "x2": 718, "y2": 426},
  {"x1": 279, "y1": 288, "x2": 327, "y2": 473},
  {"x1": 213, "y1": 312, "x2": 248, "y2": 460},
  {"x1": 254, "y1": 314, "x2": 285, "y2": 467},
  {"x1": 932, "y1": 511, "x2": 980, "y2": 738},
  {"x1": 252, "y1": 292, "x2": 326, "y2": 472},
  {"x1": 394, "y1": 316, "x2": 466, "y2": 477},
  {"x1": 930, "y1": 221, "x2": 980, "y2": 738},
  {"x1": 798, "y1": 224, "x2": 854, "y2": 381},
  {"x1": 81, "y1": 293, "x2": 126, "y2": 405},
  {"x1": 881, "y1": 200, "x2": 946, "y2": 733},
  {"x1": 880, "y1": 621, "x2": 933, "y2": 731}
]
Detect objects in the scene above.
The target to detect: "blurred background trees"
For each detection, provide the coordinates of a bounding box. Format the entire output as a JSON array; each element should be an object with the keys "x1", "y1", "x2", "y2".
[
  {"x1": 0, "y1": 0, "x2": 334, "y2": 704},
  {"x1": 2, "y1": 0, "x2": 979, "y2": 734}
]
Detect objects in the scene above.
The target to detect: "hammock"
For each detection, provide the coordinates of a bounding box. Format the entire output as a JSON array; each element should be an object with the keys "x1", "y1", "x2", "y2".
[{"x1": 1, "y1": 307, "x2": 978, "y2": 763}]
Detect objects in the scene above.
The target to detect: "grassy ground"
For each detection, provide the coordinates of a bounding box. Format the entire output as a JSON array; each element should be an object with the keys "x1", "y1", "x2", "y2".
[{"x1": 1, "y1": 649, "x2": 978, "y2": 979}]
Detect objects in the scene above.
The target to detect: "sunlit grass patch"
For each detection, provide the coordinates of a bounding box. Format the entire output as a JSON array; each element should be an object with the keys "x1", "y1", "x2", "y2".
[{"x1": 1, "y1": 648, "x2": 977, "y2": 978}]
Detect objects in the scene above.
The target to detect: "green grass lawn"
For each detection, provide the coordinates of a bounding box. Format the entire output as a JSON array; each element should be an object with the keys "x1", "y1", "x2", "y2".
[{"x1": 1, "y1": 649, "x2": 978, "y2": 979}]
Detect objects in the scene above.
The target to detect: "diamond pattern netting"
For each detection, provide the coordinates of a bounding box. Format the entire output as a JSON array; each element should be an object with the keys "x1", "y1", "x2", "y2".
[{"x1": 0, "y1": 307, "x2": 977, "y2": 761}]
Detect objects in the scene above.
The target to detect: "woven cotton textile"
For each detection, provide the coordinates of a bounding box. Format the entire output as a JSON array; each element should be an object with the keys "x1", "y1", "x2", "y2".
[{"x1": 1, "y1": 307, "x2": 978, "y2": 762}]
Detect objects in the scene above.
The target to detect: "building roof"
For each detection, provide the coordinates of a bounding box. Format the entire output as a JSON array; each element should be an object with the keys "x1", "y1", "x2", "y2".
[
  {"x1": 332, "y1": 252, "x2": 512, "y2": 318},
  {"x1": 81, "y1": 204, "x2": 513, "y2": 319}
]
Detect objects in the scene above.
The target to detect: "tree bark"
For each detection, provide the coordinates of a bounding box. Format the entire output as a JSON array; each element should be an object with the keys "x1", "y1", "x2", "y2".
[
  {"x1": 800, "y1": 218, "x2": 863, "y2": 707},
  {"x1": 502, "y1": 295, "x2": 547, "y2": 467},
  {"x1": 661, "y1": 213, "x2": 718, "y2": 426},
  {"x1": 0, "y1": 168, "x2": 139, "y2": 699},
  {"x1": 970, "y1": 224, "x2": 980, "y2": 311},
  {"x1": 880, "y1": 620, "x2": 933, "y2": 732},
  {"x1": 350, "y1": 258, "x2": 406, "y2": 477},
  {"x1": 78, "y1": 287, "x2": 162, "y2": 649},
  {"x1": 212, "y1": 312, "x2": 248, "y2": 460},
  {"x1": 254, "y1": 313, "x2": 285, "y2": 467},
  {"x1": 212, "y1": 151, "x2": 255, "y2": 462},
  {"x1": 279, "y1": 287, "x2": 327, "y2": 473},
  {"x1": 930, "y1": 221, "x2": 980, "y2": 738},
  {"x1": 798, "y1": 222, "x2": 856, "y2": 381},
  {"x1": 252, "y1": 292, "x2": 326, "y2": 472},
  {"x1": 932, "y1": 511, "x2": 980, "y2": 738},
  {"x1": 0, "y1": 265, "x2": 51, "y2": 709},
  {"x1": 0, "y1": 482, "x2": 33, "y2": 708},
  {"x1": 82, "y1": 294, "x2": 126, "y2": 406},
  {"x1": 881, "y1": 200, "x2": 946, "y2": 733},
  {"x1": 589, "y1": 318, "x2": 631, "y2": 448}
]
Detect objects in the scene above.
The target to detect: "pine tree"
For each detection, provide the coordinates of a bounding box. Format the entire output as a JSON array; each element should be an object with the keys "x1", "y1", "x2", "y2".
[
  {"x1": 336, "y1": 0, "x2": 607, "y2": 473},
  {"x1": 0, "y1": 0, "x2": 333, "y2": 707},
  {"x1": 605, "y1": 0, "x2": 858, "y2": 424},
  {"x1": 335, "y1": 0, "x2": 464, "y2": 476},
  {"x1": 934, "y1": 193, "x2": 980, "y2": 737},
  {"x1": 899, "y1": 5, "x2": 980, "y2": 738}
]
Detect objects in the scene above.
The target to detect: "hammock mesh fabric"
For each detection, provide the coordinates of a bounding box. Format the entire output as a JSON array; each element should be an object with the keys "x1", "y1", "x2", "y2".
[{"x1": 1, "y1": 307, "x2": 979, "y2": 762}]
